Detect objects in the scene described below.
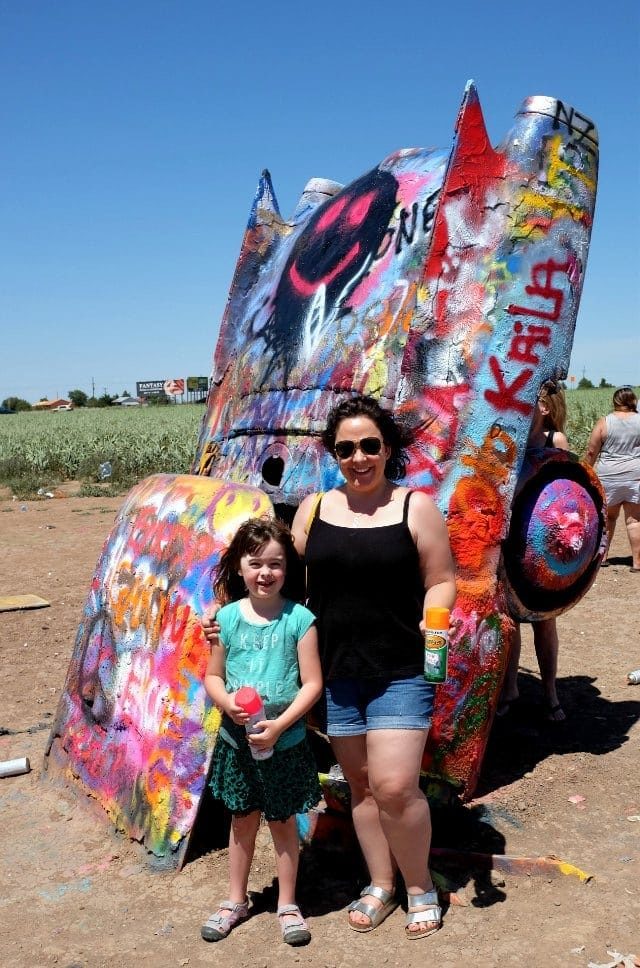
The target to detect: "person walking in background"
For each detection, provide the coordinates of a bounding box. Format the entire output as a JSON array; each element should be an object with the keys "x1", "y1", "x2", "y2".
[
  {"x1": 498, "y1": 380, "x2": 570, "y2": 722},
  {"x1": 201, "y1": 517, "x2": 322, "y2": 946},
  {"x1": 585, "y1": 386, "x2": 640, "y2": 572},
  {"x1": 292, "y1": 395, "x2": 456, "y2": 940}
]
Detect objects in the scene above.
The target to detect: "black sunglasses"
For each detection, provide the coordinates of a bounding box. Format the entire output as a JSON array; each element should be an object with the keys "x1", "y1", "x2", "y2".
[{"x1": 334, "y1": 437, "x2": 383, "y2": 460}]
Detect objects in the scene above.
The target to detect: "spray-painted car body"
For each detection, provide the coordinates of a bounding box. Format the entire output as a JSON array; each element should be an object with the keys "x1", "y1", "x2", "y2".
[{"x1": 46, "y1": 85, "x2": 605, "y2": 866}]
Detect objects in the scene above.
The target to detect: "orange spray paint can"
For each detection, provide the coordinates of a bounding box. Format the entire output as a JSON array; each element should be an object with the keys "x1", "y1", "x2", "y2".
[{"x1": 423, "y1": 606, "x2": 450, "y2": 684}]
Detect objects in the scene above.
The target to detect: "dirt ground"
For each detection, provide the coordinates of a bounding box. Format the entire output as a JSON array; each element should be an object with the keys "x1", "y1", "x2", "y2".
[{"x1": 1, "y1": 492, "x2": 639, "y2": 968}]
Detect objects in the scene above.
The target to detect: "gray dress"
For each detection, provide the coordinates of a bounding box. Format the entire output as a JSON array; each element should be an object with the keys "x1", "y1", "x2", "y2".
[{"x1": 595, "y1": 412, "x2": 640, "y2": 505}]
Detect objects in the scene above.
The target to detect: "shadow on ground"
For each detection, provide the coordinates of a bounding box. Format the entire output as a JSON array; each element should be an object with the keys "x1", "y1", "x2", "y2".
[
  {"x1": 241, "y1": 793, "x2": 508, "y2": 919},
  {"x1": 601, "y1": 553, "x2": 633, "y2": 568},
  {"x1": 477, "y1": 671, "x2": 640, "y2": 797},
  {"x1": 187, "y1": 674, "x2": 640, "y2": 920}
]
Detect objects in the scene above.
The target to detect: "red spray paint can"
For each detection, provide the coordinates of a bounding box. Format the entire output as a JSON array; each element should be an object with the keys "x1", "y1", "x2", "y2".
[{"x1": 235, "y1": 686, "x2": 273, "y2": 760}]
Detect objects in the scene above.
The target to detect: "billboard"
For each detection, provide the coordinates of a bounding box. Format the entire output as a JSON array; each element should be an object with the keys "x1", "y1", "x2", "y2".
[
  {"x1": 164, "y1": 379, "x2": 185, "y2": 397},
  {"x1": 187, "y1": 377, "x2": 209, "y2": 393},
  {"x1": 136, "y1": 380, "x2": 166, "y2": 398}
]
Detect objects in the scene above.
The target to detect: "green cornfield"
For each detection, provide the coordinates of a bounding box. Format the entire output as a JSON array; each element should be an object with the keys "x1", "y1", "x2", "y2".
[
  {"x1": 0, "y1": 404, "x2": 204, "y2": 496},
  {"x1": 0, "y1": 388, "x2": 637, "y2": 497},
  {"x1": 563, "y1": 387, "x2": 628, "y2": 456}
]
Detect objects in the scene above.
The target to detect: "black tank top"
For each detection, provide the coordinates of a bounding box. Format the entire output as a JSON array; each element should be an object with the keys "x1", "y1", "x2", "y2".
[{"x1": 305, "y1": 492, "x2": 424, "y2": 680}]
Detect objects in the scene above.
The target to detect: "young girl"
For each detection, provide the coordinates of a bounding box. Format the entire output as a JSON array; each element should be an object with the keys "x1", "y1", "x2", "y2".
[
  {"x1": 499, "y1": 381, "x2": 569, "y2": 721},
  {"x1": 202, "y1": 517, "x2": 322, "y2": 946}
]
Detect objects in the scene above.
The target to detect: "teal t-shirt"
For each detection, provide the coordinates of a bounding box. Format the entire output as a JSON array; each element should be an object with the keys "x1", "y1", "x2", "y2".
[{"x1": 217, "y1": 598, "x2": 315, "y2": 751}]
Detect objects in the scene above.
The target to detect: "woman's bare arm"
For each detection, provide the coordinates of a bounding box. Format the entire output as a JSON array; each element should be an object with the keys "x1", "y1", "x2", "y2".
[
  {"x1": 408, "y1": 490, "x2": 457, "y2": 613},
  {"x1": 291, "y1": 492, "x2": 320, "y2": 558},
  {"x1": 584, "y1": 416, "x2": 606, "y2": 466}
]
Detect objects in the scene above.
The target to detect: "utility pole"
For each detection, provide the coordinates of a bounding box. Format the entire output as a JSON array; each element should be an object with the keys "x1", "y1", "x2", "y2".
[{"x1": 92, "y1": 377, "x2": 95, "y2": 397}]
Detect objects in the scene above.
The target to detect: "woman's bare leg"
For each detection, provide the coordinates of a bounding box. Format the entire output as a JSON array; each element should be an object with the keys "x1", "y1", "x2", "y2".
[
  {"x1": 605, "y1": 503, "x2": 621, "y2": 562},
  {"x1": 331, "y1": 734, "x2": 396, "y2": 928},
  {"x1": 533, "y1": 619, "x2": 565, "y2": 720},
  {"x1": 622, "y1": 501, "x2": 640, "y2": 569},
  {"x1": 498, "y1": 623, "x2": 522, "y2": 711},
  {"x1": 366, "y1": 730, "x2": 431, "y2": 893},
  {"x1": 366, "y1": 729, "x2": 435, "y2": 935}
]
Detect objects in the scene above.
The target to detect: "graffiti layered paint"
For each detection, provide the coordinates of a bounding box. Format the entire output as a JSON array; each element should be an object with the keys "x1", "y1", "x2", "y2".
[
  {"x1": 45, "y1": 475, "x2": 272, "y2": 865},
  {"x1": 501, "y1": 450, "x2": 605, "y2": 620},
  {"x1": 192, "y1": 151, "x2": 447, "y2": 496},
  {"x1": 47, "y1": 83, "x2": 603, "y2": 865},
  {"x1": 193, "y1": 83, "x2": 603, "y2": 795}
]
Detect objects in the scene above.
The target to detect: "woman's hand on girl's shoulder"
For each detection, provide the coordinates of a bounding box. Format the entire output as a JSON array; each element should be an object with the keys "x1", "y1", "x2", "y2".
[{"x1": 201, "y1": 602, "x2": 222, "y2": 646}]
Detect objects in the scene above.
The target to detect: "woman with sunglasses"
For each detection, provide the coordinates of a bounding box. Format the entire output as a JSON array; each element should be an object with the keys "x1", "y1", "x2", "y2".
[{"x1": 292, "y1": 395, "x2": 456, "y2": 940}]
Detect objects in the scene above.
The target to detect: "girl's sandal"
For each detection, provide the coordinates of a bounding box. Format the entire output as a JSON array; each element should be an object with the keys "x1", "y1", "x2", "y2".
[
  {"x1": 201, "y1": 899, "x2": 249, "y2": 941},
  {"x1": 277, "y1": 904, "x2": 311, "y2": 946},
  {"x1": 347, "y1": 884, "x2": 398, "y2": 932},
  {"x1": 405, "y1": 889, "x2": 442, "y2": 940}
]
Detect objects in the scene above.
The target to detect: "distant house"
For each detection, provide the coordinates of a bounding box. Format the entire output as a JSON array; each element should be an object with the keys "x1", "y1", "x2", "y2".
[
  {"x1": 33, "y1": 398, "x2": 73, "y2": 411},
  {"x1": 113, "y1": 396, "x2": 143, "y2": 407}
]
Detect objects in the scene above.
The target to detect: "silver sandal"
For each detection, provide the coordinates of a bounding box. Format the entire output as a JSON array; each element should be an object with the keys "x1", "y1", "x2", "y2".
[
  {"x1": 347, "y1": 884, "x2": 398, "y2": 933},
  {"x1": 201, "y1": 899, "x2": 249, "y2": 941},
  {"x1": 405, "y1": 888, "x2": 441, "y2": 939},
  {"x1": 277, "y1": 904, "x2": 311, "y2": 946}
]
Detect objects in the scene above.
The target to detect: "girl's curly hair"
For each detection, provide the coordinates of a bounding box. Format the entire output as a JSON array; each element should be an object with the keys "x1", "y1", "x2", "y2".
[
  {"x1": 321, "y1": 394, "x2": 413, "y2": 481},
  {"x1": 213, "y1": 516, "x2": 304, "y2": 604}
]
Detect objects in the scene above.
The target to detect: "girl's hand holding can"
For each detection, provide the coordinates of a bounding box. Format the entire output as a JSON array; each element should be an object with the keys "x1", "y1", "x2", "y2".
[
  {"x1": 247, "y1": 719, "x2": 283, "y2": 750},
  {"x1": 225, "y1": 692, "x2": 250, "y2": 726}
]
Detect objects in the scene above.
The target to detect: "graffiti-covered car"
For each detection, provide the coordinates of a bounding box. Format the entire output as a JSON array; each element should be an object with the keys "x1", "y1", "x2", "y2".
[{"x1": 46, "y1": 84, "x2": 605, "y2": 867}]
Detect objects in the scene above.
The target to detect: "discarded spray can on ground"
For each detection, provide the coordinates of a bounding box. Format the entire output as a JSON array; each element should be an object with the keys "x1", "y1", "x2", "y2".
[
  {"x1": 628, "y1": 670, "x2": 640, "y2": 685},
  {"x1": 0, "y1": 757, "x2": 31, "y2": 778}
]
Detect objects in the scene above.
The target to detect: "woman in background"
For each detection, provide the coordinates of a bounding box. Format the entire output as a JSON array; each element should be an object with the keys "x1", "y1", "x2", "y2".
[
  {"x1": 498, "y1": 381, "x2": 569, "y2": 722},
  {"x1": 584, "y1": 386, "x2": 640, "y2": 572}
]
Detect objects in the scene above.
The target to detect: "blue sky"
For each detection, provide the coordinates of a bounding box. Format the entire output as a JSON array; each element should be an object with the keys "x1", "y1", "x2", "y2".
[{"x1": 1, "y1": 0, "x2": 638, "y2": 403}]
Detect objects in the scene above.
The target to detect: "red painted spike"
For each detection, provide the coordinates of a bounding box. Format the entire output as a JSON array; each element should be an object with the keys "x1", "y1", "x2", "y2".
[
  {"x1": 448, "y1": 83, "x2": 506, "y2": 193},
  {"x1": 422, "y1": 83, "x2": 506, "y2": 283}
]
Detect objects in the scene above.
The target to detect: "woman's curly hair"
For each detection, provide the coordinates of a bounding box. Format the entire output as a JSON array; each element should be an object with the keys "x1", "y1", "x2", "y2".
[{"x1": 321, "y1": 394, "x2": 413, "y2": 481}]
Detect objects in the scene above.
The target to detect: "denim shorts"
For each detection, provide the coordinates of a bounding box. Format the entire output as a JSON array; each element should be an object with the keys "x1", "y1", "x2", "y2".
[{"x1": 325, "y1": 675, "x2": 435, "y2": 736}]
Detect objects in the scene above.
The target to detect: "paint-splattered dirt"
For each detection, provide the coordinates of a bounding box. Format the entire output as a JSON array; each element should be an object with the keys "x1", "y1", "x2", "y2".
[{"x1": 1, "y1": 494, "x2": 639, "y2": 968}]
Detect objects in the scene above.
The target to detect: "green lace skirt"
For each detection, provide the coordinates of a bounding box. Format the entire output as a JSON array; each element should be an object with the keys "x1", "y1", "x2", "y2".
[{"x1": 209, "y1": 733, "x2": 321, "y2": 821}]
